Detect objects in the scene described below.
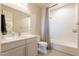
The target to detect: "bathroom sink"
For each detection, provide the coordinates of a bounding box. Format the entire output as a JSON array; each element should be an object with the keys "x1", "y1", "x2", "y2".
[{"x1": 1, "y1": 35, "x2": 18, "y2": 44}]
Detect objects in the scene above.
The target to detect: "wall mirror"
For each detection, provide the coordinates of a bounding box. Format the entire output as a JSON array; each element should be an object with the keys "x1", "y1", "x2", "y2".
[{"x1": 0, "y1": 4, "x2": 31, "y2": 35}]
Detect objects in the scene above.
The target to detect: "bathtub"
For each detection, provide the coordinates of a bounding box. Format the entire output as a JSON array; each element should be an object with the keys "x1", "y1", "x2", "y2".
[
  {"x1": 51, "y1": 39, "x2": 79, "y2": 55},
  {"x1": 51, "y1": 39, "x2": 78, "y2": 48}
]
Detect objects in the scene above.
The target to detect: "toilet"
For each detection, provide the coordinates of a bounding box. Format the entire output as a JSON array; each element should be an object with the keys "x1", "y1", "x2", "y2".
[{"x1": 38, "y1": 41, "x2": 48, "y2": 54}]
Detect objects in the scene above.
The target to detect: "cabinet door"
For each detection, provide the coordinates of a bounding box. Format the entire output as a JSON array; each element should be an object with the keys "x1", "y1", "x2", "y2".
[
  {"x1": 1, "y1": 46, "x2": 26, "y2": 56},
  {"x1": 26, "y1": 42, "x2": 38, "y2": 56}
]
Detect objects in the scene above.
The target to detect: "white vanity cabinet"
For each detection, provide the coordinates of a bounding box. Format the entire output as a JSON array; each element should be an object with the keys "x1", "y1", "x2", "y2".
[
  {"x1": 1, "y1": 36, "x2": 39, "y2": 56},
  {"x1": 1, "y1": 39, "x2": 26, "y2": 56}
]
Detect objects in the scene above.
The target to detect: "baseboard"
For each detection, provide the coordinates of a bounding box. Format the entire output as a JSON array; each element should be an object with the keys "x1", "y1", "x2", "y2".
[{"x1": 51, "y1": 43, "x2": 79, "y2": 56}]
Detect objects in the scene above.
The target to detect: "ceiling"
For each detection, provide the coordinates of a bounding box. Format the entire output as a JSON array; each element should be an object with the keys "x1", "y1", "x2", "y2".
[{"x1": 30, "y1": 3, "x2": 56, "y2": 8}]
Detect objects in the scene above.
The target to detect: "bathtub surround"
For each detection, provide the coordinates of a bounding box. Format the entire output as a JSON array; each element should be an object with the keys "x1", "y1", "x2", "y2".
[
  {"x1": 48, "y1": 3, "x2": 79, "y2": 55},
  {"x1": 49, "y1": 3, "x2": 78, "y2": 48}
]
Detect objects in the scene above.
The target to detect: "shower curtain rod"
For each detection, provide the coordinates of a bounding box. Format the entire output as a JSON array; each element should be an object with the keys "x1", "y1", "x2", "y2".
[{"x1": 48, "y1": 4, "x2": 58, "y2": 8}]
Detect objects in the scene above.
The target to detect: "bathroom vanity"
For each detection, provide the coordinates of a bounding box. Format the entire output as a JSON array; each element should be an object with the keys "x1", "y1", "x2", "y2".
[
  {"x1": 0, "y1": 35, "x2": 40, "y2": 56},
  {"x1": 0, "y1": 4, "x2": 40, "y2": 56}
]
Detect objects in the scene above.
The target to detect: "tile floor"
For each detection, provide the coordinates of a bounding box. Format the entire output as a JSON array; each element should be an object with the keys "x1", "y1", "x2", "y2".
[{"x1": 38, "y1": 49, "x2": 72, "y2": 56}]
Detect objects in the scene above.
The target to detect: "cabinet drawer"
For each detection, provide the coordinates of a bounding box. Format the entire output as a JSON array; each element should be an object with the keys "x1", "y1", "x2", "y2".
[
  {"x1": 1, "y1": 40, "x2": 25, "y2": 52},
  {"x1": 26, "y1": 38, "x2": 37, "y2": 44},
  {"x1": 1, "y1": 46, "x2": 26, "y2": 56}
]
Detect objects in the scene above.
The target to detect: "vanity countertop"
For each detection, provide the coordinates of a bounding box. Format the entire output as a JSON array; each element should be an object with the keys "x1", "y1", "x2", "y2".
[{"x1": 1, "y1": 34, "x2": 40, "y2": 44}]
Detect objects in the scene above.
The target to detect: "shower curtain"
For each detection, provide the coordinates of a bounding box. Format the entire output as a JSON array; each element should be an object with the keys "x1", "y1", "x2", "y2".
[
  {"x1": 1, "y1": 14, "x2": 7, "y2": 35},
  {"x1": 41, "y1": 7, "x2": 51, "y2": 49}
]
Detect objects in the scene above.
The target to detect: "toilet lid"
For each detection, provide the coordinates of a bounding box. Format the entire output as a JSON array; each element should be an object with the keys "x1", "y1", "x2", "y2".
[{"x1": 38, "y1": 41, "x2": 48, "y2": 45}]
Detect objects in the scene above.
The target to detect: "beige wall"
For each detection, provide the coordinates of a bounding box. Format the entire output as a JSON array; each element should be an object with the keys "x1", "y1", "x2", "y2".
[{"x1": 27, "y1": 4, "x2": 42, "y2": 35}]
